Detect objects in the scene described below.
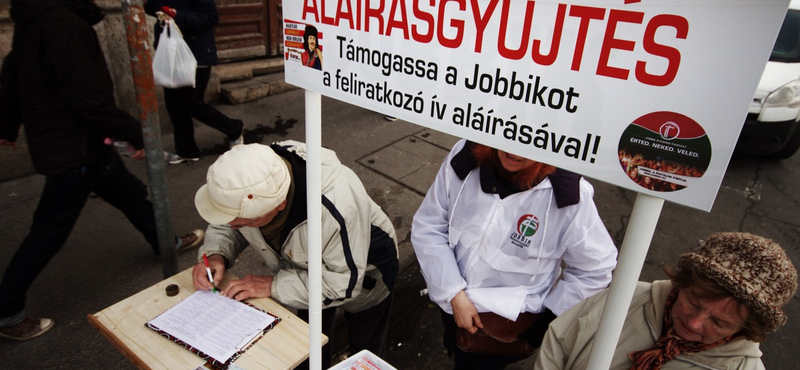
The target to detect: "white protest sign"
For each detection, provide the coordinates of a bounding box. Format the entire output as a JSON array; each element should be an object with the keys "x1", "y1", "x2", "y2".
[{"x1": 283, "y1": 0, "x2": 789, "y2": 211}]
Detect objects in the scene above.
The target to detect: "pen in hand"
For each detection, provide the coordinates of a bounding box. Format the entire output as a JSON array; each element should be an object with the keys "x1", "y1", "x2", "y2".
[{"x1": 202, "y1": 253, "x2": 217, "y2": 293}]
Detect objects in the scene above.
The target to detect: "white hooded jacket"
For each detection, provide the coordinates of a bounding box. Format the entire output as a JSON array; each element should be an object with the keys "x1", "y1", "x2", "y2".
[{"x1": 412, "y1": 140, "x2": 618, "y2": 318}]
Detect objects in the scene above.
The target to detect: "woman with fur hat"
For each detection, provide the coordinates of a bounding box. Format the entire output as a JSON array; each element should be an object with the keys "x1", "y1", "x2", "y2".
[{"x1": 534, "y1": 231, "x2": 798, "y2": 370}]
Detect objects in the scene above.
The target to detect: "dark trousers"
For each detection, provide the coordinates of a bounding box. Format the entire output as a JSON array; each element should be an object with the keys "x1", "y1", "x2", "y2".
[
  {"x1": 163, "y1": 66, "x2": 243, "y2": 158},
  {"x1": 0, "y1": 154, "x2": 159, "y2": 320},
  {"x1": 296, "y1": 293, "x2": 393, "y2": 370}
]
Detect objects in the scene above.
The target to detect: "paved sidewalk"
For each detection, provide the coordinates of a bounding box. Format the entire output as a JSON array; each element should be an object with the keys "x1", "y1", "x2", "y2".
[
  {"x1": 1, "y1": 89, "x2": 798, "y2": 370},
  {"x1": 0, "y1": 90, "x2": 458, "y2": 369}
]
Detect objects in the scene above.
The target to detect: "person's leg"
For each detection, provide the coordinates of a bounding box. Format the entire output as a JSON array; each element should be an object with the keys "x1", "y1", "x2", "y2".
[
  {"x1": 453, "y1": 347, "x2": 518, "y2": 370},
  {"x1": 296, "y1": 307, "x2": 337, "y2": 370},
  {"x1": 189, "y1": 67, "x2": 243, "y2": 140},
  {"x1": 90, "y1": 155, "x2": 160, "y2": 255},
  {"x1": 0, "y1": 167, "x2": 93, "y2": 322},
  {"x1": 344, "y1": 293, "x2": 393, "y2": 357},
  {"x1": 163, "y1": 85, "x2": 201, "y2": 158}
]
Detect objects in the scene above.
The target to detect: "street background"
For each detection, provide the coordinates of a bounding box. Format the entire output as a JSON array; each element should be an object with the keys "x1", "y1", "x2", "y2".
[{"x1": 0, "y1": 89, "x2": 798, "y2": 369}]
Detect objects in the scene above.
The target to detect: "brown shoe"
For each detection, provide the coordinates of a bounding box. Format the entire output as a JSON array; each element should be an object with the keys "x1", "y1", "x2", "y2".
[
  {"x1": 176, "y1": 229, "x2": 204, "y2": 254},
  {"x1": 0, "y1": 317, "x2": 54, "y2": 341}
]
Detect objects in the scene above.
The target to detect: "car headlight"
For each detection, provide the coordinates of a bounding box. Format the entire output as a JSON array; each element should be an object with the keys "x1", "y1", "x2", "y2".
[{"x1": 765, "y1": 80, "x2": 800, "y2": 109}]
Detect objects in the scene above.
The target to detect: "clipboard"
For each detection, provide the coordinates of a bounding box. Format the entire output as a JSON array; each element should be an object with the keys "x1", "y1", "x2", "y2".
[{"x1": 145, "y1": 290, "x2": 281, "y2": 369}]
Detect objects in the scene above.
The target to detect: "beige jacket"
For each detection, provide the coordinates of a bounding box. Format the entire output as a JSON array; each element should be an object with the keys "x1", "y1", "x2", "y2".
[
  {"x1": 534, "y1": 280, "x2": 764, "y2": 370},
  {"x1": 200, "y1": 141, "x2": 399, "y2": 313}
]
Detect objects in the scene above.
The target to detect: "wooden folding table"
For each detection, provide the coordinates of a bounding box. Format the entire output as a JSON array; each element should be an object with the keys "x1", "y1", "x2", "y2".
[{"x1": 89, "y1": 267, "x2": 326, "y2": 370}]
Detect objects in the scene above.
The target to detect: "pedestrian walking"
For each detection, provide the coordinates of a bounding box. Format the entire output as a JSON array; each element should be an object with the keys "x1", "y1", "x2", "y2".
[
  {"x1": 0, "y1": 0, "x2": 203, "y2": 341},
  {"x1": 145, "y1": 0, "x2": 246, "y2": 164}
]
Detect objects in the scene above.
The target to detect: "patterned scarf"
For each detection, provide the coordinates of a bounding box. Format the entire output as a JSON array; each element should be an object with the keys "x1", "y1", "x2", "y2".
[
  {"x1": 304, "y1": 51, "x2": 319, "y2": 68},
  {"x1": 628, "y1": 289, "x2": 736, "y2": 370}
]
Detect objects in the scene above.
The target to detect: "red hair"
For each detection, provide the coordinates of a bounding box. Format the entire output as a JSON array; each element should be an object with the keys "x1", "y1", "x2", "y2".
[{"x1": 471, "y1": 143, "x2": 556, "y2": 190}]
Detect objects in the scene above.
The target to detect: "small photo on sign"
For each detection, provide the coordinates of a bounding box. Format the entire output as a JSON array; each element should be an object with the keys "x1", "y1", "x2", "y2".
[
  {"x1": 617, "y1": 111, "x2": 712, "y2": 192},
  {"x1": 284, "y1": 20, "x2": 323, "y2": 71}
]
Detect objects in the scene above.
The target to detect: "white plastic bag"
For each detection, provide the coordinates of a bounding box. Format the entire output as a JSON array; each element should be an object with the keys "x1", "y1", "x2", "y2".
[{"x1": 152, "y1": 20, "x2": 197, "y2": 88}]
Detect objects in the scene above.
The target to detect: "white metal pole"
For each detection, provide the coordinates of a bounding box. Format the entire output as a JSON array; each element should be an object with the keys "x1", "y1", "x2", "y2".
[
  {"x1": 305, "y1": 90, "x2": 323, "y2": 370},
  {"x1": 585, "y1": 193, "x2": 664, "y2": 370}
]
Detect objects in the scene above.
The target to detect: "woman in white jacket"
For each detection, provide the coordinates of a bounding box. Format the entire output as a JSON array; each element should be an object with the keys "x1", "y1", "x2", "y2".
[{"x1": 411, "y1": 139, "x2": 618, "y2": 369}]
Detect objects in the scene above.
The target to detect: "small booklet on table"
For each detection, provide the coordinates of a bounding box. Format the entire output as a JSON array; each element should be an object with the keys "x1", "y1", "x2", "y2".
[{"x1": 146, "y1": 290, "x2": 280, "y2": 368}]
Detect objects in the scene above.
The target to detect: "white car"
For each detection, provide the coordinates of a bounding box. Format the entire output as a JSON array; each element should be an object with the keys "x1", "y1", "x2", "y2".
[{"x1": 737, "y1": 0, "x2": 800, "y2": 159}]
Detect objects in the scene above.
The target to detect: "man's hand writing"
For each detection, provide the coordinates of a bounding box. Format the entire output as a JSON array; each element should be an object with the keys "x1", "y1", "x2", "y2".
[
  {"x1": 222, "y1": 275, "x2": 274, "y2": 301},
  {"x1": 192, "y1": 254, "x2": 226, "y2": 291}
]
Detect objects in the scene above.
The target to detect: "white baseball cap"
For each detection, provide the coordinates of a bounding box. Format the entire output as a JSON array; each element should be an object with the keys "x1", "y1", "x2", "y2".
[{"x1": 195, "y1": 144, "x2": 290, "y2": 225}]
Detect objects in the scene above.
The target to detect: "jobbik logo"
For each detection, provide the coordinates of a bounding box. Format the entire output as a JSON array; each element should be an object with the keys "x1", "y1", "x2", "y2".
[{"x1": 510, "y1": 214, "x2": 539, "y2": 248}]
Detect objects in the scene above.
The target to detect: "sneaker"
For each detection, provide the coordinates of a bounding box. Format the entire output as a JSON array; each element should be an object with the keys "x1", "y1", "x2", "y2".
[
  {"x1": 175, "y1": 229, "x2": 204, "y2": 254},
  {"x1": 385, "y1": 116, "x2": 397, "y2": 121},
  {"x1": 164, "y1": 152, "x2": 199, "y2": 165},
  {"x1": 229, "y1": 134, "x2": 244, "y2": 149},
  {"x1": 0, "y1": 316, "x2": 54, "y2": 341}
]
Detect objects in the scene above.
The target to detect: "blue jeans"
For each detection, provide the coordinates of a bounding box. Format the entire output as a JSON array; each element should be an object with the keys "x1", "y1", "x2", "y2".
[{"x1": 0, "y1": 154, "x2": 158, "y2": 323}]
